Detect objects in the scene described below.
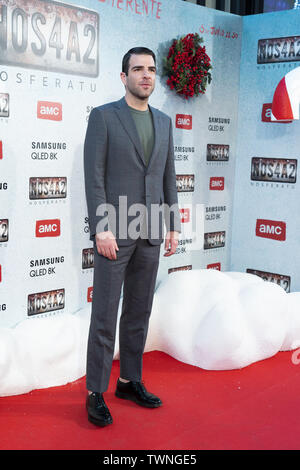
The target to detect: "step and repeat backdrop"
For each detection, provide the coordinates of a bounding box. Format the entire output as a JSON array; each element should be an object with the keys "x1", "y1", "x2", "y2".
[
  {"x1": 0, "y1": 0, "x2": 242, "y2": 328},
  {"x1": 231, "y1": 9, "x2": 300, "y2": 294}
]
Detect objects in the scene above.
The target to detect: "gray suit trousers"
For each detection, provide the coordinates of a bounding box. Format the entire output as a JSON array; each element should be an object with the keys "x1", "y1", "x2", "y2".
[{"x1": 86, "y1": 237, "x2": 161, "y2": 393}]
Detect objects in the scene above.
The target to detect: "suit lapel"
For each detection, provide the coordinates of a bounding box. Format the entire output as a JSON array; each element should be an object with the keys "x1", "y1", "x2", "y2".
[
  {"x1": 147, "y1": 105, "x2": 161, "y2": 170},
  {"x1": 115, "y1": 97, "x2": 145, "y2": 166},
  {"x1": 114, "y1": 97, "x2": 162, "y2": 169}
]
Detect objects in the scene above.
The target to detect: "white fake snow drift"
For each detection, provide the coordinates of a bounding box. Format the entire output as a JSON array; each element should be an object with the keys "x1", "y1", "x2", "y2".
[{"x1": 1, "y1": 269, "x2": 300, "y2": 396}]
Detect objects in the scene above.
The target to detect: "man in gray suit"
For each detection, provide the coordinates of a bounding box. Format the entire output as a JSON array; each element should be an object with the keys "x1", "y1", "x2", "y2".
[{"x1": 84, "y1": 47, "x2": 181, "y2": 427}]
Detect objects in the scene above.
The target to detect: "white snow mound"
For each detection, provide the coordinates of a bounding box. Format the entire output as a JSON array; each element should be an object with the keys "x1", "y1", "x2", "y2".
[{"x1": 1, "y1": 270, "x2": 300, "y2": 396}]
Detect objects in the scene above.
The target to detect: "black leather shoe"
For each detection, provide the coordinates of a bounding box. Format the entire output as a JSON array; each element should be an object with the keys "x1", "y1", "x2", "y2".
[
  {"x1": 115, "y1": 379, "x2": 162, "y2": 408},
  {"x1": 86, "y1": 392, "x2": 113, "y2": 427}
]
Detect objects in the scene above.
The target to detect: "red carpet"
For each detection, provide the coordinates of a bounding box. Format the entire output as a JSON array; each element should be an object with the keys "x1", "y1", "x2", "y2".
[{"x1": 1, "y1": 350, "x2": 300, "y2": 450}]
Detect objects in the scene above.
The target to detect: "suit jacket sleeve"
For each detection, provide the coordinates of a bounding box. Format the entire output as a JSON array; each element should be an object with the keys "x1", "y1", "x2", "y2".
[
  {"x1": 163, "y1": 118, "x2": 181, "y2": 233},
  {"x1": 84, "y1": 107, "x2": 109, "y2": 239}
]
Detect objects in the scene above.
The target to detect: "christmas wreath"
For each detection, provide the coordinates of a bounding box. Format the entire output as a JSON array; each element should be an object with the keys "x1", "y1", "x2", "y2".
[{"x1": 163, "y1": 33, "x2": 212, "y2": 99}]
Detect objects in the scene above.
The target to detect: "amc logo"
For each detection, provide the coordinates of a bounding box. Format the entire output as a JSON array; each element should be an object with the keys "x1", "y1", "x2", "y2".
[
  {"x1": 210, "y1": 177, "x2": 224, "y2": 190},
  {"x1": 175, "y1": 114, "x2": 192, "y2": 130},
  {"x1": 37, "y1": 101, "x2": 62, "y2": 121},
  {"x1": 256, "y1": 219, "x2": 286, "y2": 241},
  {"x1": 180, "y1": 208, "x2": 190, "y2": 223},
  {"x1": 207, "y1": 262, "x2": 221, "y2": 270},
  {"x1": 261, "y1": 103, "x2": 272, "y2": 122},
  {"x1": 87, "y1": 287, "x2": 93, "y2": 303},
  {"x1": 36, "y1": 219, "x2": 61, "y2": 237},
  {"x1": 261, "y1": 103, "x2": 291, "y2": 123}
]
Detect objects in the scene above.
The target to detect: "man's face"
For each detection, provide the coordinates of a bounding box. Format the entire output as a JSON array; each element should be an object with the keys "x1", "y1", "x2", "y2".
[{"x1": 121, "y1": 54, "x2": 156, "y2": 101}]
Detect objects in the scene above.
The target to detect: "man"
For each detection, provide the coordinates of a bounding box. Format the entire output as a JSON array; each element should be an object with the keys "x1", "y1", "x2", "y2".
[{"x1": 83, "y1": 47, "x2": 181, "y2": 427}]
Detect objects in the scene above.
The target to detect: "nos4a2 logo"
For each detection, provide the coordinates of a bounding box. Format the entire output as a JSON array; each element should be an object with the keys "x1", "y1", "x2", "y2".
[
  {"x1": 0, "y1": 93, "x2": 9, "y2": 118},
  {"x1": 0, "y1": 0, "x2": 99, "y2": 77}
]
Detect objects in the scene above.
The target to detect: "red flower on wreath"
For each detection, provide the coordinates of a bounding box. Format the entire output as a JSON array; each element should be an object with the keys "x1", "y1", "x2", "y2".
[{"x1": 163, "y1": 33, "x2": 212, "y2": 99}]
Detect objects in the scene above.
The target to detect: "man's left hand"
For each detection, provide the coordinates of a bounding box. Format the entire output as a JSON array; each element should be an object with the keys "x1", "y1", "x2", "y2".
[{"x1": 163, "y1": 231, "x2": 179, "y2": 257}]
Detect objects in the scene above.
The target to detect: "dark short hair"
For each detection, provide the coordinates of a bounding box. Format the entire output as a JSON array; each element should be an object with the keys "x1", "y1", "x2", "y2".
[{"x1": 122, "y1": 47, "x2": 156, "y2": 75}]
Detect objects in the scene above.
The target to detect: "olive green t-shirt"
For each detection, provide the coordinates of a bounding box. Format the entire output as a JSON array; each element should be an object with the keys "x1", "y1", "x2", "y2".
[{"x1": 129, "y1": 106, "x2": 154, "y2": 166}]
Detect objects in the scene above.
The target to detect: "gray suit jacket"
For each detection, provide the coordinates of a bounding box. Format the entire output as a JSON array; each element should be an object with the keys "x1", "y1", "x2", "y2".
[{"x1": 84, "y1": 97, "x2": 181, "y2": 246}]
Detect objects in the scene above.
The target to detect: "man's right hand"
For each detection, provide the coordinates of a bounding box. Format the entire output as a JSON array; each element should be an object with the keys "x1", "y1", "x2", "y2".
[{"x1": 95, "y1": 231, "x2": 119, "y2": 260}]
